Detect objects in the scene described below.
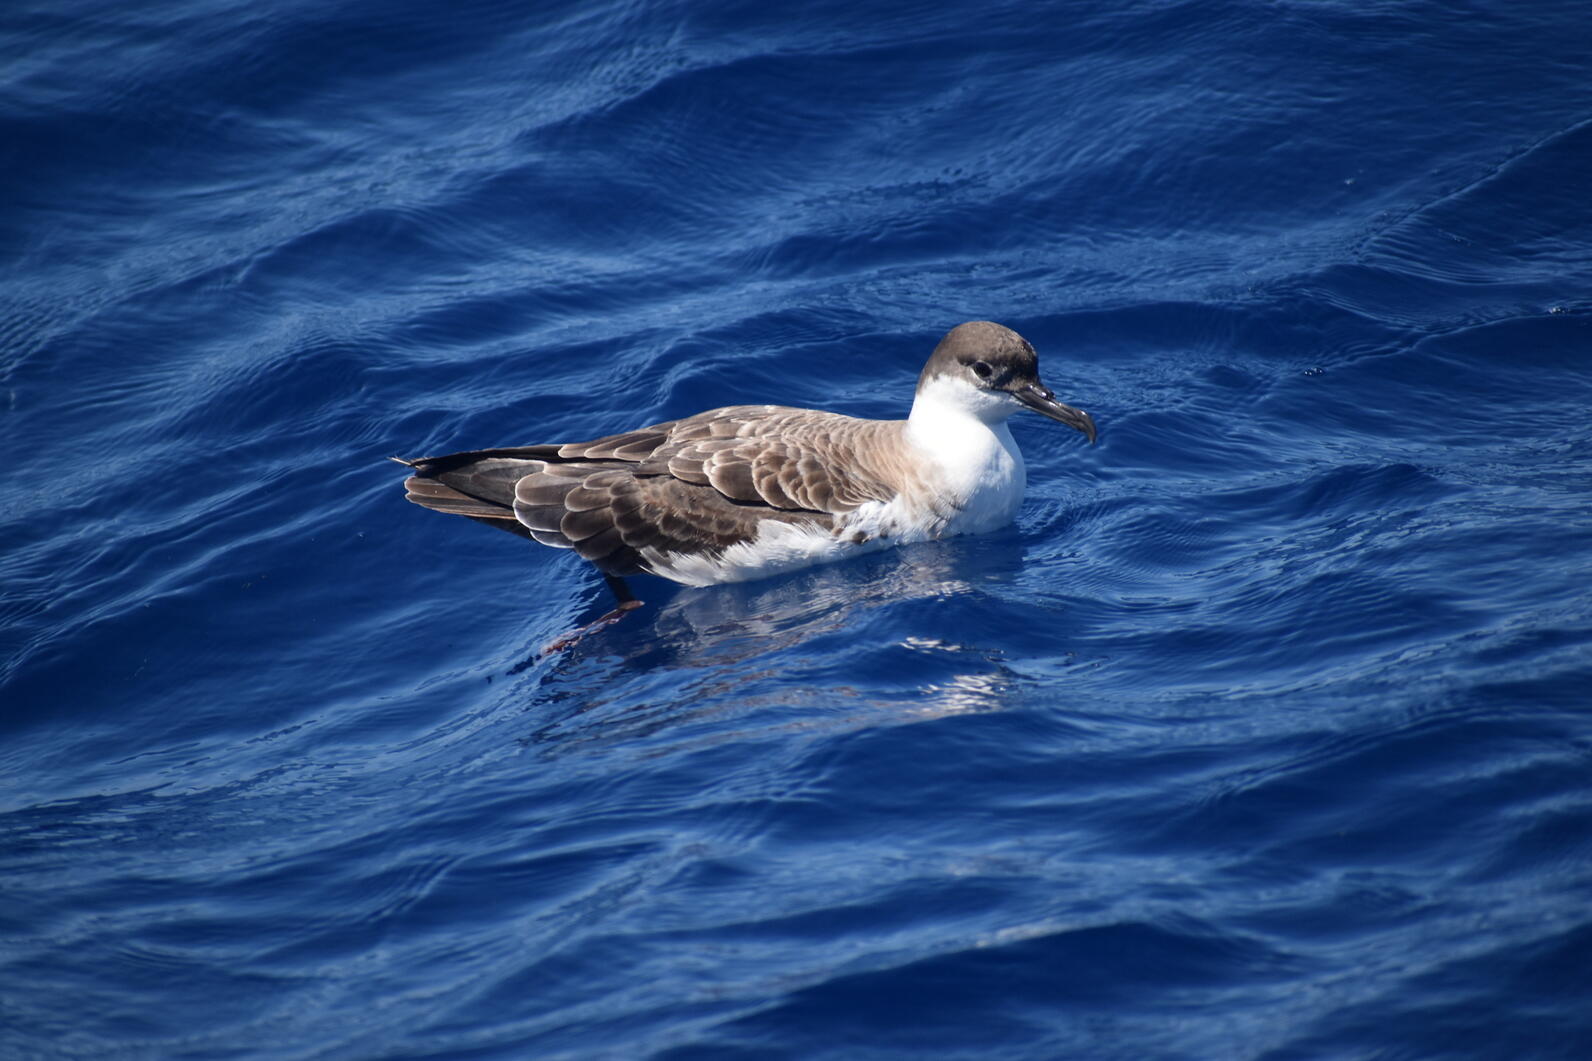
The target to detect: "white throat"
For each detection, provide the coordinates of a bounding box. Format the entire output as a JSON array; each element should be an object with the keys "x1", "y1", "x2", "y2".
[{"x1": 909, "y1": 373, "x2": 1019, "y2": 427}]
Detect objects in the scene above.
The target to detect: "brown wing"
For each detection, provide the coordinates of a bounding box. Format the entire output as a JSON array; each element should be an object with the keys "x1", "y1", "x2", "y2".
[
  {"x1": 510, "y1": 465, "x2": 830, "y2": 575},
  {"x1": 634, "y1": 406, "x2": 902, "y2": 512},
  {"x1": 398, "y1": 406, "x2": 902, "y2": 576}
]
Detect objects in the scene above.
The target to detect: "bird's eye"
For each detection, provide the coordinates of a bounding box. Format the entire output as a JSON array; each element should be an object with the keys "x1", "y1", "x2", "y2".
[{"x1": 970, "y1": 360, "x2": 993, "y2": 381}]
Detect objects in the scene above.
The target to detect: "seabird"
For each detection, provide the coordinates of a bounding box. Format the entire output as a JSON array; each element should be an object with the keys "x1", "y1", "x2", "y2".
[{"x1": 394, "y1": 321, "x2": 1097, "y2": 623}]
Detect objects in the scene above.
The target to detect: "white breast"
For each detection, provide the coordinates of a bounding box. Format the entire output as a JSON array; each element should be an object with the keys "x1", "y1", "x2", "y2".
[{"x1": 901, "y1": 375, "x2": 1028, "y2": 535}]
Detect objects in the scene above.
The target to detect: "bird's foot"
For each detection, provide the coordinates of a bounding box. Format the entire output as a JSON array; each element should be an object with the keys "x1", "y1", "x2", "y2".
[
  {"x1": 506, "y1": 575, "x2": 645, "y2": 671},
  {"x1": 538, "y1": 598, "x2": 645, "y2": 657}
]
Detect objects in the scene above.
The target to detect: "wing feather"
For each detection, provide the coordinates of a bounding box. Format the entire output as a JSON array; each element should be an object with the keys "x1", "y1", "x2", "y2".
[
  {"x1": 399, "y1": 405, "x2": 897, "y2": 576},
  {"x1": 704, "y1": 453, "x2": 761, "y2": 503},
  {"x1": 573, "y1": 525, "x2": 626, "y2": 563}
]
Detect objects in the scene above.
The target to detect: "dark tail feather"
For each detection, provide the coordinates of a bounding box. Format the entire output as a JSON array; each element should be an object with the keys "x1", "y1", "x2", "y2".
[
  {"x1": 394, "y1": 447, "x2": 629, "y2": 553},
  {"x1": 464, "y1": 514, "x2": 538, "y2": 541},
  {"x1": 400, "y1": 475, "x2": 533, "y2": 541},
  {"x1": 400, "y1": 446, "x2": 564, "y2": 476},
  {"x1": 402, "y1": 475, "x2": 508, "y2": 519},
  {"x1": 398, "y1": 447, "x2": 559, "y2": 542}
]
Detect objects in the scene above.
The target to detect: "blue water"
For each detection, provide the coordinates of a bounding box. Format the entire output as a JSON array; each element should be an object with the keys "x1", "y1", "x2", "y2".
[{"x1": 4, "y1": 0, "x2": 1591, "y2": 1056}]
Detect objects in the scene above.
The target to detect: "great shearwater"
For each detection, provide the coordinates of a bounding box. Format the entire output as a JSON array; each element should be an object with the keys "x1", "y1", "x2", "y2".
[{"x1": 394, "y1": 321, "x2": 1097, "y2": 620}]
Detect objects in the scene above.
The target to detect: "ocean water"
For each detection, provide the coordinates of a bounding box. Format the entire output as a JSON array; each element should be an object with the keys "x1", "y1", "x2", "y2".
[{"x1": 3, "y1": 0, "x2": 1591, "y2": 1057}]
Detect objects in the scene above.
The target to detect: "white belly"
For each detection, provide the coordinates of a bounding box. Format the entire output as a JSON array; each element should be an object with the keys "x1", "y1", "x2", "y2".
[{"x1": 644, "y1": 519, "x2": 891, "y2": 586}]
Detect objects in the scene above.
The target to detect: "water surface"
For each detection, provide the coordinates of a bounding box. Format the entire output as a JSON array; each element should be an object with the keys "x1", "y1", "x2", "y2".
[{"x1": 3, "y1": 1, "x2": 1591, "y2": 1057}]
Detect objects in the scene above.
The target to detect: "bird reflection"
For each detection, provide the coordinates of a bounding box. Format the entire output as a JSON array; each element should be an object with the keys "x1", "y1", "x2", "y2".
[
  {"x1": 515, "y1": 534, "x2": 1033, "y2": 753},
  {"x1": 610, "y1": 533, "x2": 1021, "y2": 663}
]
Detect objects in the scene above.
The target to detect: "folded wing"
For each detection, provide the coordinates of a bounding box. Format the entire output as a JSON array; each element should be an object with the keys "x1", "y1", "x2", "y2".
[{"x1": 400, "y1": 406, "x2": 901, "y2": 576}]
